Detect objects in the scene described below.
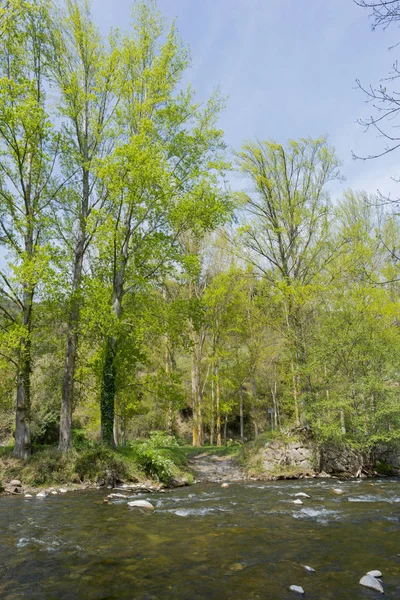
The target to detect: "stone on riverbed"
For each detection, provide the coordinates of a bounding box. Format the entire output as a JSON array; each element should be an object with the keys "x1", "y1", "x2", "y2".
[
  {"x1": 289, "y1": 585, "x2": 305, "y2": 594},
  {"x1": 221, "y1": 483, "x2": 229, "y2": 488},
  {"x1": 359, "y1": 574, "x2": 384, "y2": 593},
  {"x1": 36, "y1": 491, "x2": 47, "y2": 498},
  {"x1": 367, "y1": 570, "x2": 383, "y2": 578},
  {"x1": 127, "y1": 500, "x2": 154, "y2": 511},
  {"x1": 293, "y1": 499, "x2": 303, "y2": 505},
  {"x1": 303, "y1": 565, "x2": 315, "y2": 572},
  {"x1": 333, "y1": 488, "x2": 345, "y2": 495},
  {"x1": 295, "y1": 492, "x2": 310, "y2": 498},
  {"x1": 24, "y1": 494, "x2": 32, "y2": 498}
]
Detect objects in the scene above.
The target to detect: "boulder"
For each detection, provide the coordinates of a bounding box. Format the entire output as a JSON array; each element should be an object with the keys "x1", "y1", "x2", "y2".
[
  {"x1": 24, "y1": 494, "x2": 33, "y2": 498},
  {"x1": 168, "y1": 478, "x2": 189, "y2": 488},
  {"x1": 359, "y1": 575, "x2": 384, "y2": 593},
  {"x1": 289, "y1": 585, "x2": 305, "y2": 595},
  {"x1": 59, "y1": 488, "x2": 68, "y2": 493},
  {"x1": 36, "y1": 491, "x2": 47, "y2": 498},
  {"x1": 221, "y1": 483, "x2": 229, "y2": 488},
  {"x1": 127, "y1": 500, "x2": 155, "y2": 511},
  {"x1": 10, "y1": 480, "x2": 22, "y2": 487},
  {"x1": 293, "y1": 499, "x2": 303, "y2": 505},
  {"x1": 5, "y1": 485, "x2": 23, "y2": 494},
  {"x1": 333, "y1": 488, "x2": 344, "y2": 495}
]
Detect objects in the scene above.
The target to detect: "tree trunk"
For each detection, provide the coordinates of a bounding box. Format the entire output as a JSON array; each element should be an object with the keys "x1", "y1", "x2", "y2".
[
  {"x1": 14, "y1": 302, "x2": 32, "y2": 459},
  {"x1": 14, "y1": 223, "x2": 33, "y2": 458},
  {"x1": 291, "y1": 361, "x2": 300, "y2": 427},
  {"x1": 223, "y1": 413, "x2": 228, "y2": 445},
  {"x1": 216, "y1": 362, "x2": 221, "y2": 446},
  {"x1": 59, "y1": 163, "x2": 89, "y2": 452},
  {"x1": 239, "y1": 387, "x2": 244, "y2": 443},
  {"x1": 191, "y1": 357, "x2": 199, "y2": 446},
  {"x1": 210, "y1": 366, "x2": 215, "y2": 446},
  {"x1": 100, "y1": 336, "x2": 116, "y2": 446}
]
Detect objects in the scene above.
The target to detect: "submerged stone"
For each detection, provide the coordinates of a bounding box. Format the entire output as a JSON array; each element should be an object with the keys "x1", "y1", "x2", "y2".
[
  {"x1": 295, "y1": 492, "x2": 310, "y2": 498},
  {"x1": 303, "y1": 565, "x2": 315, "y2": 572},
  {"x1": 359, "y1": 575, "x2": 384, "y2": 593},
  {"x1": 333, "y1": 488, "x2": 345, "y2": 495},
  {"x1": 290, "y1": 585, "x2": 305, "y2": 594},
  {"x1": 221, "y1": 483, "x2": 230, "y2": 488},
  {"x1": 293, "y1": 499, "x2": 303, "y2": 505}
]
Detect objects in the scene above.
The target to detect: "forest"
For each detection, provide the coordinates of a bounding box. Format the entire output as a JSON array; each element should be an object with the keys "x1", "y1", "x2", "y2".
[{"x1": 1, "y1": 0, "x2": 400, "y2": 466}]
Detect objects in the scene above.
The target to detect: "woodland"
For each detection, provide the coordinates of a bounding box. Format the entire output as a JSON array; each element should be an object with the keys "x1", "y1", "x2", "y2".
[{"x1": 1, "y1": 0, "x2": 400, "y2": 466}]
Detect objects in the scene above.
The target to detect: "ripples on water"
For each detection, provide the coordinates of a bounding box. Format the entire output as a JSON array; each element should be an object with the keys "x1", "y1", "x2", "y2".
[{"x1": 0, "y1": 478, "x2": 399, "y2": 599}]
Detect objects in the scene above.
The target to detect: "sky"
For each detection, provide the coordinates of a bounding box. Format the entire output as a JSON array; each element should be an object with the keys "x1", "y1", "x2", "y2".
[{"x1": 91, "y1": 0, "x2": 400, "y2": 200}]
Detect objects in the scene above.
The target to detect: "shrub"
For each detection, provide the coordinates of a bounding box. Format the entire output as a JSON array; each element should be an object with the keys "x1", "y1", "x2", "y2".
[
  {"x1": 128, "y1": 432, "x2": 180, "y2": 482},
  {"x1": 74, "y1": 446, "x2": 128, "y2": 484}
]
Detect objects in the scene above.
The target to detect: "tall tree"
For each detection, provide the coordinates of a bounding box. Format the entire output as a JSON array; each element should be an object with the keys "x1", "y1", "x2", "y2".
[
  {"x1": 0, "y1": 0, "x2": 58, "y2": 458},
  {"x1": 95, "y1": 2, "x2": 229, "y2": 445},
  {"x1": 49, "y1": 0, "x2": 117, "y2": 452},
  {"x1": 236, "y1": 137, "x2": 340, "y2": 425}
]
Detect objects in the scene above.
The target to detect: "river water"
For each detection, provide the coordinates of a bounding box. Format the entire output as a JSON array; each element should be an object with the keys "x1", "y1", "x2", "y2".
[{"x1": 0, "y1": 478, "x2": 399, "y2": 599}]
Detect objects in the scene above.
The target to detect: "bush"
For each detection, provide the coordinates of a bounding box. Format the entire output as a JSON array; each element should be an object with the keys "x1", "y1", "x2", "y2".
[
  {"x1": 128, "y1": 432, "x2": 181, "y2": 482},
  {"x1": 74, "y1": 446, "x2": 128, "y2": 484}
]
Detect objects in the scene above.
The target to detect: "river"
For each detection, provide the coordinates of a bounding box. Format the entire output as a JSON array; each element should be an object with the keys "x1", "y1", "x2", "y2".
[{"x1": 0, "y1": 478, "x2": 399, "y2": 599}]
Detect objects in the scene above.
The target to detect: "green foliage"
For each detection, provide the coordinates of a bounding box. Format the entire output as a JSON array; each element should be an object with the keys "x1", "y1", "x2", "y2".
[
  {"x1": 74, "y1": 446, "x2": 129, "y2": 483},
  {"x1": 128, "y1": 431, "x2": 183, "y2": 482}
]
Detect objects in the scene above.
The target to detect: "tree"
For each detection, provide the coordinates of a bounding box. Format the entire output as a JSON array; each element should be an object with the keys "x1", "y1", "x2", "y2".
[
  {"x1": 354, "y1": 1, "x2": 400, "y2": 171},
  {"x1": 236, "y1": 137, "x2": 341, "y2": 425},
  {"x1": 49, "y1": 0, "x2": 117, "y2": 452},
  {"x1": 94, "y1": 2, "x2": 229, "y2": 445},
  {"x1": 0, "y1": 0, "x2": 59, "y2": 458}
]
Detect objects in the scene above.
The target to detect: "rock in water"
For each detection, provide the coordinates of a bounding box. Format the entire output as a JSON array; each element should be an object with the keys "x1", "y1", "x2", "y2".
[
  {"x1": 289, "y1": 585, "x2": 305, "y2": 595},
  {"x1": 24, "y1": 494, "x2": 32, "y2": 498},
  {"x1": 295, "y1": 492, "x2": 310, "y2": 498},
  {"x1": 293, "y1": 499, "x2": 303, "y2": 505},
  {"x1": 127, "y1": 500, "x2": 154, "y2": 511},
  {"x1": 359, "y1": 575, "x2": 384, "y2": 593},
  {"x1": 333, "y1": 488, "x2": 345, "y2": 495},
  {"x1": 367, "y1": 570, "x2": 383, "y2": 578},
  {"x1": 59, "y1": 488, "x2": 68, "y2": 493},
  {"x1": 303, "y1": 565, "x2": 315, "y2": 572},
  {"x1": 221, "y1": 483, "x2": 229, "y2": 488},
  {"x1": 36, "y1": 491, "x2": 47, "y2": 498}
]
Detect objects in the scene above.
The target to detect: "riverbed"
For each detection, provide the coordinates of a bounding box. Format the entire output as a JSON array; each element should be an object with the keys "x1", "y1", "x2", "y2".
[{"x1": 0, "y1": 478, "x2": 399, "y2": 599}]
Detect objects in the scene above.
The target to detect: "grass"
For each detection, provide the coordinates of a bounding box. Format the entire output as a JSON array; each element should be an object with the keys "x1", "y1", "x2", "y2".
[
  {"x1": 0, "y1": 441, "x2": 198, "y2": 490},
  {"x1": 0, "y1": 441, "x2": 245, "y2": 490}
]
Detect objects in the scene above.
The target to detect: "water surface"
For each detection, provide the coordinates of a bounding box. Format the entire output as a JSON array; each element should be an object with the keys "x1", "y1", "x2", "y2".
[{"x1": 0, "y1": 478, "x2": 399, "y2": 599}]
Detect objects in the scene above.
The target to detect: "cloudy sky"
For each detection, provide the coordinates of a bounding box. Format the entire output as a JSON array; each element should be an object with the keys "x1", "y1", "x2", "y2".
[{"x1": 91, "y1": 0, "x2": 400, "y2": 199}]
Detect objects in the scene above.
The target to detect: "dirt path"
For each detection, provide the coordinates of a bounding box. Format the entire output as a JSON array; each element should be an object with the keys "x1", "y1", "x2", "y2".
[{"x1": 189, "y1": 453, "x2": 245, "y2": 482}]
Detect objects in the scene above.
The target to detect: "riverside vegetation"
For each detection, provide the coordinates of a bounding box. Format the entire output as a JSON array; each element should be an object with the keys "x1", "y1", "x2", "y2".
[{"x1": 1, "y1": 0, "x2": 400, "y2": 494}]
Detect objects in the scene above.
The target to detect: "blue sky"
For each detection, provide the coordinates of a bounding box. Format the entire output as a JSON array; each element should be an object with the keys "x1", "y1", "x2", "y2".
[{"x1": 91, "y1": 0, "x2": 400, "y2": 199}]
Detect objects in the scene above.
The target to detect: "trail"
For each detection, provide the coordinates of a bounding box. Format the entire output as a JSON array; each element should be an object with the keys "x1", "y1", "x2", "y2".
[{"x1": 189, "y1": 453, "x2": 245, "y2": 482}]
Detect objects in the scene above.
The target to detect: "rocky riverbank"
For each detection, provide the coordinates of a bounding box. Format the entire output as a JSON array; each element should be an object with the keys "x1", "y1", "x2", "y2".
[{"x1": 244, "y1": 435, "x2": 400, "y2": 480}]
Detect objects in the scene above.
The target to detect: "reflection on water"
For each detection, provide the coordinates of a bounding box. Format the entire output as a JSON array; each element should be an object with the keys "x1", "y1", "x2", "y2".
[{"x1": 0, "y1": 478, "x2": 399, "y2": 599}]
